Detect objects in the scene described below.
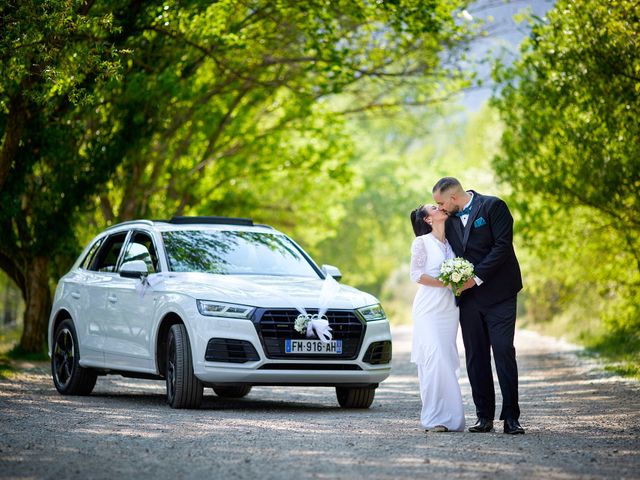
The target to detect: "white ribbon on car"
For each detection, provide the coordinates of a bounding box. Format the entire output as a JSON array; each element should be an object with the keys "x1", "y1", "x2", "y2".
[
  {"x1": 134, "y1": 271, "x2": 341, "y2": 343},
  {"x1": 298, "y1": 274, "x2": 341, "y2": 343},
  {"x1": 300, "y1": 314, "x2": 332, "y2": 343},
  {"x1": 135, "y1": 273, "x2": 169, "y2": 298},
  {"x1": 236, "y1": 274, "x2": 341, "y2": 344}
]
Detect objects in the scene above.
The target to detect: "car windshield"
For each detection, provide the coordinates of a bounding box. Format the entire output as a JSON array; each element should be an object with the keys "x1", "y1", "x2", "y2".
[{"x1": 162, "y1": 230, "x2": 320, "y2": 277}]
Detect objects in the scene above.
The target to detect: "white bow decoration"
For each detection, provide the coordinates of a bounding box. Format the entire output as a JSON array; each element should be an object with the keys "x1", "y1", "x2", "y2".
[
  {"x1": 307, "y1": 315, "x2": 332, "y2": 343},
  {"x1": 292, "y1": 275, "x2": 340, "y2": 343},
  {"x1": 294, "y1": 313, "x2": 332, "y2": 343}
]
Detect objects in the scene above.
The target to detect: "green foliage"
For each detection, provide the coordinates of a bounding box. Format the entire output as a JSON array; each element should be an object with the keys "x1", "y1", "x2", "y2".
[
  {"x1": 0, "y1": 324, "x2": 21, "y2": 354},
  {"x1": 84, "y1": 0, "x2": 476, "y2": 249},
  {"x1": 1, "y1": 0, "x2": 476, "y2": 351},
  {"x1": 0, "y1": 0, "x2": 135, "y2": 291},
  {"x1": 0, "y1": 360, "x2": 14, "y2": 379},
  {"x1": 5, "y1": 344, "x2": 49, "y2": 362},
  {"x1": 316, "y1": 103, "x2": 504, "y2": 310},
  {"x1": 492, "y1": 0, "x2": 640, "y2": 373},
  {"x1": 0, "y1": 324, "x2": 21, "y2": 378},
  {"x1": 0, "y1": 323, "x2": 47, "y2": 378}
]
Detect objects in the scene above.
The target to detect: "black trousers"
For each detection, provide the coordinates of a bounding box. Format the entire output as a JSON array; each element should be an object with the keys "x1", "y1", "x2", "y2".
[{"x1": 459, "y1": 295, "x2": 520, "y2": 420}]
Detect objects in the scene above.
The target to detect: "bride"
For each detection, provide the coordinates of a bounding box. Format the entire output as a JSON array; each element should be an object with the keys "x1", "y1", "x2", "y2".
[{"x1": 409, "y1": 204, "x2": 465, "y2": 432}]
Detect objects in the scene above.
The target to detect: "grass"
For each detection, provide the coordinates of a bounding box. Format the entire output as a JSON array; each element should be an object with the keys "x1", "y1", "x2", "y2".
[
  {"x1": 388, "y1": 293, "x2": 640, "y2": 380},
  {"x1": 604, "y1": 363, "x2": 640, "y2": 378},
  {"x1": 583, "y1": 329, "x2": 640, "y2": 380},
  {"x1": 0, "y1": 358, "x2": 15, "y2": 379},
  {"x1": 520, "y1": 311, "x2": 640, "y2": 380},
  {"x1": 0, "y1": 324, "x2": 48, "y2": 379},
  {"x1": 0, "y1": 325, "x2": 20, "y2": 379}
]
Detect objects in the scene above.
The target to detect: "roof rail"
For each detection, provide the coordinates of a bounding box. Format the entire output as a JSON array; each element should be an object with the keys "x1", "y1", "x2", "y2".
[
  {"x1": 104, "y1": 219, "x2": 155, "y2": 231},
  {"x1": 169, "y1": 216, "x2": 254, "y2": 226}
]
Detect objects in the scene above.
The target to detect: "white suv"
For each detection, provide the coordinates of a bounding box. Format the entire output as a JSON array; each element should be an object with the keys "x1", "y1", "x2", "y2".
[{"x1": 48, "y1": 217, "x2": 392, "y2": 409}]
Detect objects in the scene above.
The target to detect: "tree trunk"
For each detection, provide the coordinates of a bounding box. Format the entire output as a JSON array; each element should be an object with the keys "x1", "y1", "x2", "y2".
[
  {"x1": 0, "y1": 93, "x2": 27, "y2": 192},
  {"x1": 19, "y1": 256, "x2": 52, "y2": 353},
  {"x1": 3, "y1": 280, "x2": 15, "y2": 326}
]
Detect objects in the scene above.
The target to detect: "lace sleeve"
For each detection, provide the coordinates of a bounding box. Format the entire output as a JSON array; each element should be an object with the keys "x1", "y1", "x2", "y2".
[{"x1": 409, "y1": 237, "x2": 427, "y2": 283}]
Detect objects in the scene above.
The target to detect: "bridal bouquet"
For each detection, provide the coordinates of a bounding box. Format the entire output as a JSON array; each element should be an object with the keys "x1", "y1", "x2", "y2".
[{"x1": 438, "y1": 257, "x2": 475, "y2": 296}]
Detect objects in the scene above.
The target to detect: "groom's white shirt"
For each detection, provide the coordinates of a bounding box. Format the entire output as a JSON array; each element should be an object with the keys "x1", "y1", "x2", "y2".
[
  {"x1": 459, "y1": 192, "x2": 474, "y2": 227},
  {"x1": 460, "y1": 192, "x2": 484, "y2": 286}
]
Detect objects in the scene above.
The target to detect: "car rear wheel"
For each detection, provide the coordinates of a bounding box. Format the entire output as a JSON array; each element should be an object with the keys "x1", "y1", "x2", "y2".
[
  {"x1": 52, "y1": 319, "x2": 97, "y2": 395},
  {"x1": 212, "y1": 385, "x2": 252, "y2": 398},
  {"x1": 166, "y1": 324, "x2": 203, "y2": 409},
  {"x1": 336, "y1": 386, "x2": 376, "y2": 408}
]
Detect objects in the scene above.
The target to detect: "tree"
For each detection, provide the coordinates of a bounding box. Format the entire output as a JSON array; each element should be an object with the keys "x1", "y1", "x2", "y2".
[
  {"x1": 88, "y1": 0, "x2": 477, "y2": 242},
  {"x1": 492, "y1": 0, "x2": 640, "y2": 357},
  {"x1": 1, "y1": 0, "x2": 474, "y2": 352},
  {"x1": 0, "y1": 1, "x2": 129, "y2": 351},
  {"x1": 315, "y1": 103, "x2": 504, "y2": 299}
]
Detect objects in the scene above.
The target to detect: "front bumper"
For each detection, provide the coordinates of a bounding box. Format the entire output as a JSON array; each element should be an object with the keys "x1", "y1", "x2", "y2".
[{"x1": 190, "y1": 313, "x2": 392, "y2": 386}]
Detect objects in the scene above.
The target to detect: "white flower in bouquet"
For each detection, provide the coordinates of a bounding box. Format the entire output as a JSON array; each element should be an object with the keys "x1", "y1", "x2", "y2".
[
  {"x1": 294, "y1": 314, "x2": 310, "y2": 334},
  {"x1": 438, "y1": 257, "x2": 475, "y2": 296}
]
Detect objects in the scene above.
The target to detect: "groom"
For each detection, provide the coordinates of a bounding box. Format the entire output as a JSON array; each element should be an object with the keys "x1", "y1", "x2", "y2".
[{"x1": 432, "y1": 177, "x2": 525, "y2": 435}]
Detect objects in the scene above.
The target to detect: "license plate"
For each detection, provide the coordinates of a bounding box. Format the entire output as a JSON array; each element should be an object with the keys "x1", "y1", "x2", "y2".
[{"x1": 285, "y1": 339, "x2": 342, "y2": 354}]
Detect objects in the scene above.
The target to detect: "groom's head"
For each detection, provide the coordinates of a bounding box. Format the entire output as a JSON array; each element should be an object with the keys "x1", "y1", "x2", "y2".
[{"x1": 432, "y1": 177, "x2": 467, "y2": 214}]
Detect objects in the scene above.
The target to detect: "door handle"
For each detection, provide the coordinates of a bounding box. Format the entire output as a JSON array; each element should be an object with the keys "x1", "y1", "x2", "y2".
[
  {"x1": 107, "y1": 295, "x2": 118, "y2": 303},
  {"x1": 71, "y1": 292, "x2": 81, "y2": 299}
]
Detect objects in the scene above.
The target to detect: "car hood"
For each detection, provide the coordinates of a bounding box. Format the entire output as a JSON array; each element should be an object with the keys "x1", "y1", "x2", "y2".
[{"x1": 158, "y1": 273, "x2": 379, "y2": 310}]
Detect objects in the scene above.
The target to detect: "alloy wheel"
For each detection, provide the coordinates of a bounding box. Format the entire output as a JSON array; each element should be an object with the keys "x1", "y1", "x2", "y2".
[
  {"x1": 166, "y1": 331, "x2": 177, "y2": 404},
  {"x1": 53, "y1": 327, "x2": 75, "y2": 389}
]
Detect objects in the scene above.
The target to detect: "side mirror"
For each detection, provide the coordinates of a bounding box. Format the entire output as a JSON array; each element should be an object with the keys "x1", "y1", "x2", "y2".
[
  {"x1": 119, "y1": 260, "x2": 148, "y2": 279},
  {"x1": 321, "y1": 264, "x2": 342, "y2": 281}
]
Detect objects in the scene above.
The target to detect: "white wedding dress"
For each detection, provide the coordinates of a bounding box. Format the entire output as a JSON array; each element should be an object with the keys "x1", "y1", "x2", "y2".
[{"x1": 410, "y1": 233, "x2": 465, "y2": 431}]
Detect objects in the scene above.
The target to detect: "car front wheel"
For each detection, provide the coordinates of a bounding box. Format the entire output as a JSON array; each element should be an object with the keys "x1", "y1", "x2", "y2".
[
  {"x1": 166, "y1": 324, "x2": 203, "y2": 409},
  {"x1": 336, "y1": 386, "x2": 376, "y2": 408},
  {"x1": 52, "y1": 319, "x2": 97, "y2": 395}
]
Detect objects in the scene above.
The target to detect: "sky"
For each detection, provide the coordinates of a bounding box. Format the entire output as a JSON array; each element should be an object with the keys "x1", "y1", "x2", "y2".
[{"x1": 460, "y1": 0, "x2": 556, "y2": 111}]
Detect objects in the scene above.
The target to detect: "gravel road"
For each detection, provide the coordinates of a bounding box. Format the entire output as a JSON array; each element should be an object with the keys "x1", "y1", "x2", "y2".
[{"x1": 1, "y1": 325, "x2": 638, "y2": 480}]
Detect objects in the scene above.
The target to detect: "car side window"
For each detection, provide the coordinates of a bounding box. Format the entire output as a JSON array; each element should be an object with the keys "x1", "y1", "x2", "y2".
[
  {"x1": 121, "y1": 232, "x2": 158, "y2": 273},
  {"x1": 80, "y1": 238, "x2": 104, "y2": 270},
  {"x1": 91, "y1": 232, "x2": 129, "y2": 272}
]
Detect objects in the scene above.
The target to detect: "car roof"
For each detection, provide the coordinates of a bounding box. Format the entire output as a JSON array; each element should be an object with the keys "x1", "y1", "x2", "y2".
[{"x1": 102, "y1": 217, "x2": 278, "y2": 235}]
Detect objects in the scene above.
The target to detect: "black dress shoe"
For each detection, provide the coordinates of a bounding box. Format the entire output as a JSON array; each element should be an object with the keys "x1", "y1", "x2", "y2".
[
  {"x1": 504, "y1": 418, "x2": 525, "y2": 435},
  {"x1": 468, "y1": 417, "x2": 494, "y2": 433}
]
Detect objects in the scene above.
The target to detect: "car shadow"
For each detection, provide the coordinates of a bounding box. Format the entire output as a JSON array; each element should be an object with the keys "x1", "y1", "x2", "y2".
[
  {"x1": 88, "y1": 392, "x2": 346, "y2": 411},
  {"x1": 88, "y1": 380, "x2": 350, "y2": 412}
]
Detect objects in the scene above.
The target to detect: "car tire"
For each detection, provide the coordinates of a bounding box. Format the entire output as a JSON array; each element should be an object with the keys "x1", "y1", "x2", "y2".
[
  {"x1": 51, "y1": 319, "x2": 97, "y2": 395},
  {"x1": 336, "y1": 386, "x2": 376, "y2": 408},
  {"x1": 166, "y1": 324, "x2": 203, "y2": 409},
  {"x1": 212, "y1": 385, "x2": 252, "y2": 398}
]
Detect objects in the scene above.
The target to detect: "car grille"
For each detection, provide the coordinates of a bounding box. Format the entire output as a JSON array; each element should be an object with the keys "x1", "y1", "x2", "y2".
[
  {"x1": 255, "y1": 309, "x2": 365, "y2": 360},
  {"x1": 362, "y1": 341, "x2": 392, "y2": 365},
  {"x1": 205, "y1": 338, "x2": 260, "y2": 363}
]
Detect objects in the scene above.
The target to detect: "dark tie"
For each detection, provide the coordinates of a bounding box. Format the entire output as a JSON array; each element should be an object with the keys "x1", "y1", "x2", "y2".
[{"x1": 455, "y1": 205, "x2": 472, "y2": 217}]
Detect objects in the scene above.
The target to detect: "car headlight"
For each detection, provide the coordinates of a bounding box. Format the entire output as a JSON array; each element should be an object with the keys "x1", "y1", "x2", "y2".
[
  {"x1": 357, "y1": 303, "x2": 386, "y2": 322},
  {"x1": 196, "y1": 300, "x2": 255, "y2": 319}
]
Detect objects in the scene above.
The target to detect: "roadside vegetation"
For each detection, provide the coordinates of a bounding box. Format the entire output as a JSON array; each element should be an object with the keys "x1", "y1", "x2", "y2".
[
  {"x1": 492, "y1": 0, "x2": 639, "y2": 378},
  {"x1": 0, "y1": 1, "x2": 636, "y2": 378}
]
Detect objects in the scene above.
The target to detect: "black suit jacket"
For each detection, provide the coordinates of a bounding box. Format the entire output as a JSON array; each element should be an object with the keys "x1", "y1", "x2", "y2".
[{"x1": 445, "y1": 191, "x2": 523, "y2": 307}]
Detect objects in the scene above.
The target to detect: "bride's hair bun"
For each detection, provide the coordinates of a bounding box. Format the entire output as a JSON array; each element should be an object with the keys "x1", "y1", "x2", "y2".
[{"x1": 410, "y1": 205, "x2": 432, "y2": 237}]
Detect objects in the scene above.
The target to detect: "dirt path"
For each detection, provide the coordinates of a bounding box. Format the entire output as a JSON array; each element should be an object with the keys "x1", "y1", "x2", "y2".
[{"x1": 0, "y1": 325, "x2": 638, "y2": 480}]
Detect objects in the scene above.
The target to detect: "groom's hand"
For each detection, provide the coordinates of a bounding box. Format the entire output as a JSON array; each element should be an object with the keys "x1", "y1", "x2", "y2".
[{"x1": 459, "y1": 277, "x2": 476, "y2": 292}]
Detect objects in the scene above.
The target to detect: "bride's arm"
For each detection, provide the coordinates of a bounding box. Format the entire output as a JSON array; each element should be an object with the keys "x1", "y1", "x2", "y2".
[{"x1": 409, "y1": 237, "x2": 445, "y2": 287}]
